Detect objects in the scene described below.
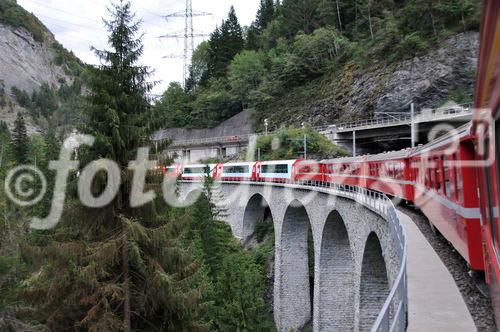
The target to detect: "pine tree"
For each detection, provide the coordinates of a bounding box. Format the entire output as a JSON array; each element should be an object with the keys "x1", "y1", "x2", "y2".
[
  {"x1": 11, "y1": 112, "x2": 29, "y2": 164},
  {"x1": 281, "y1": 0, "x2": 320, "y2": 36},
  {"x1": 22, "y1": 2, "x2": 206, "y2": 330},
  {"x1": 255, "y1": 0, "x2": 275, "y2": 30},
  {"x1": 207, "y1": 7, "x2": 244, "y2": 79}
]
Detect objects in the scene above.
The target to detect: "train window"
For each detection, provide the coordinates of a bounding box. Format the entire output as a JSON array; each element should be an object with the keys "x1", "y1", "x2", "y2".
[
  {"x1": 223, "y1": 165, "x2": 249, "y2": 174},
  {"x1": 184, "y1": 167, "x2": 208, "y2": 174},
  {"x1": 443, "y1": 156, "x2": 451, "y2": 198},
  {"x1": 455, "y1": 162, "x2": 463, "y2": 203},
  {"x1": 261, "y1": 164, "x2": 288, "y2": 174},
  {"x1": 435, "y1": 157, "x2": 442, "y2": 193}
]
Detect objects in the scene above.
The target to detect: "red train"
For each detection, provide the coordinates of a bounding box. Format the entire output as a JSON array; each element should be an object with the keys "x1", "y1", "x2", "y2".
[{"x1": 472, "y1": 0, "x2": 500, "y2": 324}]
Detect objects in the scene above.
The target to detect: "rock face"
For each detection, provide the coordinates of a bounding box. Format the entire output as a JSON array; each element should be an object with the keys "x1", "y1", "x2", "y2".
[
  {"x1": 264, "y1": 32, "x2": 478, "y2": 129},
  {"x1": 0, "y1": 24, "x2": 69, "y2": 95}
]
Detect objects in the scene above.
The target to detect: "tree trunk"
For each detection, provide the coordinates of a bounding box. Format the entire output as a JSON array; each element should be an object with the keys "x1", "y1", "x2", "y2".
[
  {"x1": 123, "y1": 234, "x2": 131, "y2": 332},
  {"x1": 335, "y1": 0, "x2": 342, "y2": 32},
  {"x1": 428, "y1": 0, "x2": 437, "y2": 38},
  {"x1": 368, "y1": 2, "x2": 374, "y2": 40}
]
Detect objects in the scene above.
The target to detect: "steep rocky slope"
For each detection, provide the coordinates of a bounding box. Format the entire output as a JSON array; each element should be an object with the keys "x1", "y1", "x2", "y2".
[
  {"x1": 0, "y1": 24, "x2": 71, "y2": 96},
  {"x1": 0, "y1": 1, "x2": 82, "y2": 132},
  {"x1": 261, "y1": 32, "x2": 478, "y2": 129}
]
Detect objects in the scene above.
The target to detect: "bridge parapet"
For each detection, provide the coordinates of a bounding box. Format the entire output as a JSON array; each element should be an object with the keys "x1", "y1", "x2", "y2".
[{"x1": 315, "y1": 103, "x2": 472, "y2": 134}]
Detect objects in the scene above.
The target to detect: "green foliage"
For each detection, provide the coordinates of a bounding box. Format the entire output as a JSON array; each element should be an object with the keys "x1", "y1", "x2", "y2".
[
  {"x1": 157, "y1": 0, "x2": 481, "y2": 130},
  {"x1": 190, "y1": 78, "x2": 242, "y2": 127},
  {"x1": 228, "y1": 50, "x2": 266, "y2": 105},
  {"x1": 20, "y1": 3, "x2": 207, "y2": 331},
  {"x1": 279, "y1": 27, "x2": 352, "y2": 85},
  {"x1": 0, "y1": 0, "x2": 46, "y2": 42},
  {"x1": 256, "y1": 127, "x2": 347, "y2": 160},
  {"x1": 184, "y1": 180, "x2": 274, "y2": 331},
  {"x1": 154, "y1": 82, "x2": 192, "y2": 127},
  {"x1": 51, "y1": 41, "x2": 83, "y2": 77},
  {"x1": 0, "y1": 80, "x2": 7, "y2": 108},
  {"x1": 11, "y1": 112, "x2": 29, "y2": 164},
  {"x1": 186, "y1": 41, "x2": 210, "y2": 91},
  {"x1": 206, "y1": 6, "x2": 245, "y2": 81},
  {"x1": 11, "y1": 86, "x2": 31, "y2": 109},
  {"x1": 253, "y1": 218, "x2": 274, "y2": 242}
]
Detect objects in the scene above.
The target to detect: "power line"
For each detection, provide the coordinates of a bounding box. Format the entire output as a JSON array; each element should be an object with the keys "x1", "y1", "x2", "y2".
[
  {"x1": 159, "y1": 0, "x2": 212, "y2": 85},
  {"x1": 23, "y1": 0, "x2": 167, "y2": 30},
  {"x1": 22, "y1": 0, "x2": 101, "y2": 23}
]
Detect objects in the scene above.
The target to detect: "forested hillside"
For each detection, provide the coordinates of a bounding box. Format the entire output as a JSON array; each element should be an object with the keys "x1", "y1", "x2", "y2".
[
  {"x1": 155, "y1": 0, "x2": 481, "y2": 130},
  {"x1": 0, "y1": 2, "x2": 276, "y2": 330}
]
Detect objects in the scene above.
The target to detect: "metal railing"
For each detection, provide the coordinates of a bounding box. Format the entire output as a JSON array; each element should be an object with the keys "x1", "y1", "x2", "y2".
[
  {"x1": 315, "y1": 103, "x2": 473, "y2": 134},
  {"x1": 165, "y1": 133, "x2": 257, "y2": 148},
  {"x1": 181, "y1": 179, "x2": 408, "y2": 331}
]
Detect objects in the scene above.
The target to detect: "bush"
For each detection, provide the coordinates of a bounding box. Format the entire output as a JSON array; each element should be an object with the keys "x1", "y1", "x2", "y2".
[{"x1": 255, "y1": 126, "x2": 347, "y2": 160}]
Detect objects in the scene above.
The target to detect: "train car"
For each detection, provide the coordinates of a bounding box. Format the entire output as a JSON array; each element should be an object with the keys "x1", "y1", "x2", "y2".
[
  {"x1": 181, "y1": 164, "x2": 220, "y2": 181},
  {"x1": 410, "y1": 125, "x2": 483, "y2": 271},
  {"x1": 257, "y1": 159, "x2": 300, "y2": 183},
  {"x1": 365, "y1": 150, "x2": 414, "y2": 202},
  {"x1": 220, "y1": 162, "x2": 257, "y2": 181},
  {"x1": 322, "y1": 156, "x2": 367, "y2": 187},
  {"x1": 292, "y1": 159, "x2": 325, "y2": 184},
  {"x1": 472, "y1": 0, "x2": 500, "y2": 324},
  {"x1": 164, "y1": 164, "x2": 183, "y2": 177}
]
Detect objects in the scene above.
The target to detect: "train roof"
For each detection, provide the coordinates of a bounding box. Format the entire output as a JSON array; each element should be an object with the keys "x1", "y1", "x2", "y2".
[
  {"x1": 183, "y1": 163, "x2": 217, "y2": 168},
  {"x1": 410, "y1": 122, "x2": 472, "y2": 156},
  {"x1": 222, "y1": 161, "x2": 255, "y2": 166},
  {"x1": 364, "y1": 149, "x2": 414, "y2": 161},
  {"x1": 259, "y1": 159, "x2": 299, "y2": 165},
  {"x1": 321, "y1": 155, "x2": 365, "y2": 164}
]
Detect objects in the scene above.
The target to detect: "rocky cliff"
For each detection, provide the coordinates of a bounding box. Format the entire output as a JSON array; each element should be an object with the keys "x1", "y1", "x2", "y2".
[
  {"x1": 0, "y1": 2, "x2": 81, "y2": 132},
  {"x1": 0, "y1": 24, "x2": 71, "y2": 96},
  {"x1": 262, "y1": 32, "x2": 478, "y2": 130}
]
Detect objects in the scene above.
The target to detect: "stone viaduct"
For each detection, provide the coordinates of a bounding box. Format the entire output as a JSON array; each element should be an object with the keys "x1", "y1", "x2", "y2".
[{"x1": 177, "y1": 181, "x2": 407, "y2": 332}]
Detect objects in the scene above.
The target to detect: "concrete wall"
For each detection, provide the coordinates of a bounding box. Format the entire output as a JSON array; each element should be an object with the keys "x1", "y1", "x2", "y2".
[
  {"x1": 154, "y1": 110, "x2": 255, "y2": 142},
  {"x1": 167, "y1": 145, "x2": 242, "y2": 163},
  {"x1": 178, "y1": 182, "x2": 402, "y2": 332}
]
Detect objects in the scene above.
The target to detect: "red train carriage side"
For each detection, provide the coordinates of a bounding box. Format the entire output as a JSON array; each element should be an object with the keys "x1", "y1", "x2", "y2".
[
  {"x1": 292, "y1": 160, "x2": 325, "y2": 184},
  {"x1": 411, "y1": 125, "x2": 483, "y2": 271},
  {"x1": 322, "y1": 156, "x2": 366, "y2": 187},
  {"x1": 220, "y1": 162, "x2": 257, "y2": 181},
  {"x1": 473, "y1": 0, "x2": 500, "y2": 324},
  {"x1": 164, "y1": 164, "x2": 183, "y2": 177},
  {"x1": 365, "y1": 150, "x2": 414, "y2": 202}
]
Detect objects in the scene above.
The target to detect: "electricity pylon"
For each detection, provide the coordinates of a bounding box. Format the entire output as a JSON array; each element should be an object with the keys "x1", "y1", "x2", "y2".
[{"x1": 159, "y1": 0, "x2": 211, "y2": 85}]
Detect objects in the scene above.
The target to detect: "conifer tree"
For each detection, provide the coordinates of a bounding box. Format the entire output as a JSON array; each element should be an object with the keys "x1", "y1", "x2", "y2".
[
  {"x1": 11, "y1": 112, "x2": 29, "y2": 164},
  {"x1": 207, "y1": 6, "x2": 244, "y2": 79},
  {"x1": 22, "y1": 2, "x2": 206, "y2": 331},
  {"x1": 256, "y1": 0, "x2": 275, "y2": 31}
]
